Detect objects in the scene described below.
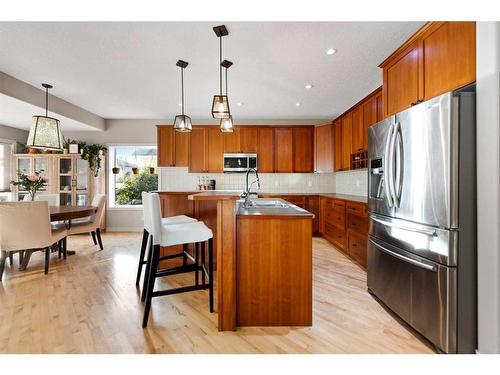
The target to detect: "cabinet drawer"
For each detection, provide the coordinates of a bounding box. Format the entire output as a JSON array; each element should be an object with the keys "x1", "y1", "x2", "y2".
[
  {"x1": 282, "y1": 196, "x2": 306, "y2": 208},
  {"x1": 325, "y1": 209, "x2": 345, "y2": 229},
  {"x1": 347, "y1": 214, "x2": 368, "y2": 235},
  {"x1": 347, "y1": 231, "x2": 367, "y2": 268},
  {"x1": 346, "y1": 201, "x2": 367, "y2": 217},
  {"x1": 324, "y1": 224, "x2": 345, "y2": 251},
  {"x1": 332, "y1": 199, "x2": 346, "y2": 213}
]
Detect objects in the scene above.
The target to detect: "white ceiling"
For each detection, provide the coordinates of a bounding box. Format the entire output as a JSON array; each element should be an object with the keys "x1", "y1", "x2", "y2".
[{"x1": 0, "y1": 22, "x2": 424, "y2": 121}]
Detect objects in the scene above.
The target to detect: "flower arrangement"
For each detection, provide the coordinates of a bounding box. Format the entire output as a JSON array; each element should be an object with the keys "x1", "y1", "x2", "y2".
[{"x1": 11, "y1": 170, "x2": 48, "y2": 201}]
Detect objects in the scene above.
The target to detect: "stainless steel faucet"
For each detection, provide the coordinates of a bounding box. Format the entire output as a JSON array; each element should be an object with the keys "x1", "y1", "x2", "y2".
[{"x1": 241, "y1": 168, "x2": 260, "y2": 207}]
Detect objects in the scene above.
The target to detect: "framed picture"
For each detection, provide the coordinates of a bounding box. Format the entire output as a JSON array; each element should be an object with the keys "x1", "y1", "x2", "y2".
[{"x1": 69, "y1": 143, "x2": 79, "y2": 154}]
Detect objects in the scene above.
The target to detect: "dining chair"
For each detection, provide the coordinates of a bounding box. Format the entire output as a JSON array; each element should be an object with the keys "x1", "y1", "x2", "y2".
[
  {"x1": 142, "y1": 192, "x2": 214, "y2": 328},
  {"x1": 65, "y1": 194, "x2": 106, "y2": 250},
  {"x1": 23, "y1": 193, "x2": 60, "y2": 206},
  {"x1": 136, "y1": 191, "x2": 197, "y2": 288},
  {"x1": 0, "y1": 201, "x2": 67, "y2": 281}
]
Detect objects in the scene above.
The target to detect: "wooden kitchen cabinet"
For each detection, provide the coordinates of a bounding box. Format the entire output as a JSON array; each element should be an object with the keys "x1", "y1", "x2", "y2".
[
  {"x1": 240, "y1": 126, "x2": 259, "y2": 153},
  {"x1": 351, "y1": 107, "x2": 364, "y2": 153},
  {"x1": 223, "y1": 127, "x2": 241, "y2": 153},
  {"x1": 174, "y1": 131, "x2": 190, "y2": 166},
  {"x1": 314, "y1": 123, "x2": 334, "y2": 173},
  {"x1": 362, "y1": 95, "x2": 377, "y2": 150},
  {"x1": 274, "y1": 127, "x2": 293, "y2": 173},
  {"x1": 257, "y1": 127, "x2": 274, "y2": 172},
  {"x1": 157, "y1": 126, "x2": 175, "y2": 167},
  {"x1": 381, "y1": 40, "x2": 420, "y2": 117},
  {"x1": 208, "y1": 127, "x2": 224, "y2": 173},
  {"x1": 375, "y1": 90, "x2": 383, "y2": 122},
  {"x1": 381, "y1": 22, "x2": 475, "y2": 117},
  {"x1": 189, "y1": 127, "x2": 207, "y2": 172},
  {"x1": 293, "y1": 127, "x2": 314, "y2": 173},
  {"x1": 333, "y1": 119, "x2": 343, "y2": 172},
  {"x1": 341, "y1": 114, "x2": 352, "y2": 170}
]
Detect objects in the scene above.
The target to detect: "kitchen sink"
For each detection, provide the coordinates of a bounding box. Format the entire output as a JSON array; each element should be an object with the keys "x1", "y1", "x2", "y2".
[{"x1": 246, "y1": 200, "x2": 289, "y2": 208}]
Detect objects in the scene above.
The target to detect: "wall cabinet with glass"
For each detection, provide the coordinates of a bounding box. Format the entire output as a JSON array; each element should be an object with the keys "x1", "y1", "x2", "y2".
[{"x1": 11, "y1": 155, "x2": 53, "y2": 201}]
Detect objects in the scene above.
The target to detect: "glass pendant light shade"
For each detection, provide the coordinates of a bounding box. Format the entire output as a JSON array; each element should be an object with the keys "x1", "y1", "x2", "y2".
[
  {"x1": 173, "y1": 114, "x2": 193, "y2": 132},
  {"x1": 211, "y1": 95, "x2": 230, "y2": 119},
  {"x1": 26, "y1": 84, "x2": 63, "y2": 151},
  {"x1": 220, "y1": 116, "x2": 234, "y2": 133}
]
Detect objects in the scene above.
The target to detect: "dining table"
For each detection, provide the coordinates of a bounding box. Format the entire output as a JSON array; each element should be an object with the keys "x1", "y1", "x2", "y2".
[{"x1": 18, "y1": 205, "x2": 97, "y2": 270}]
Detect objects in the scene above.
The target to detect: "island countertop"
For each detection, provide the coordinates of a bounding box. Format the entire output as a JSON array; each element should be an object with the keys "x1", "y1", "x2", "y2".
[{"x1": 188, "y1": 190, "x2": 241, "y2": 201}]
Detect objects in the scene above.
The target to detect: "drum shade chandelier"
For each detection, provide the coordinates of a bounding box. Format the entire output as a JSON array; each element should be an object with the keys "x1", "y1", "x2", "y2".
[
  {"x1": 211, "y1": 25, "x2": 231, "y2": 120},
  {"x1": 26, "y1": 83, "x2": 63, "y2": 151},
  {"x1": 173, "y1": 60, "x2": 193, "y2": 132}
]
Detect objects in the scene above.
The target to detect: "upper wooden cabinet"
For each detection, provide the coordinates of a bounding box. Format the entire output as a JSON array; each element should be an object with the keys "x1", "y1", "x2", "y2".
[
  {"x1": 274, "y1": 127, "x2": 294, "y2": 173},
  {"x1": 223, "y1": 127, "x2": 241, "y2": 153},
  {"x1": 351, "y1": 107, "x2": 363, "y2": 153},
  {"x1": 362, "y1": 90, "x2": 381, "y2": 150},
  {"x1": 293, "y1": 127, "x2": 314, "y2": 173},
  {"x1": 314, "y1": 123, "x2": 334, "y2": 173},
  {"x1": 381, "y1": 21, "x2": 475, "y2": 117},
  {"x1": 207, "y1": 127, "x2": 224, "y2": 173},
  {"x1": 240, "y1": 127, "x2": 259, "y2": 153},
  {"x1": 189, "y1": 127, "x2": 207, "y2": 172},
  {"x1": 157, "y1": 126, "x2": 189, "y2": 167},
  {"x1": 258, "y1": 127, "x2": 274, "y2": 173},
  {"x1": 341, "y1": 114, "x2": 352, "y2": 170},
  {"x1": 333, "y1": 119, "x2": 343, "y2": 172}
]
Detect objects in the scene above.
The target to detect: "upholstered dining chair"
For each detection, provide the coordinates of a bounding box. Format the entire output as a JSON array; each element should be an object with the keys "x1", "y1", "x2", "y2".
[
  {"x1": 23, "y1": 193, "x2": 60, "y2": 206},
  {"x1": 65, "y1": 194, "x2": 106, "y2": 250},
  {"x1": 0, "y1": 201, "x2": 67, "y2": 281}
]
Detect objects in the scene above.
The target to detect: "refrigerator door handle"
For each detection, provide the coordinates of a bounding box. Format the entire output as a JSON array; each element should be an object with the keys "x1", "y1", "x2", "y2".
[
  {"x1": 370, "y1": 214, "x2": 438, "y2": 237},
  {"x1": 393, "y1": 122, "x2": 403, "y2": 207},
  {"x1": 384, "y1": 123, "x2": 394, "y2": 207},
  {"x1": 369, "y1": 238, "x2": 437, "y2": 272},
  {"x1": 388, "y1": 122, "x2": 398, "y2": 207}
]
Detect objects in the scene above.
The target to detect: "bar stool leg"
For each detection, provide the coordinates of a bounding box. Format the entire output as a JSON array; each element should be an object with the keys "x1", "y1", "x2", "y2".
[
  {"x1": 136, "y1": 229, "x2": 149, "y2": 286},
  {"x1": 208, "y1": 238, "x2": 214, "y2": 313},
  {"x1": 141, "y1": 236, "x2": 153, "y2": 302},
  {"x1": 44, "y1": 247, "x2": 50, "y2": 275},
  {"x1": 195, "y1": 242, "x2": 199, "y2": 286},
  {"x1": 142, "y1": 244, "x2": 160, "y2": 328},
  {"x1": 201, "y1": 241, "x2": 206, "y2": 286},
  {"x1": 63, "y1": 237, "x2": 67, "y2": 260}
]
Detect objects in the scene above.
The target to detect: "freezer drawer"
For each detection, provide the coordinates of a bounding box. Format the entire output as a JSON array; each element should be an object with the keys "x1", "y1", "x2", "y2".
[{"x1": 367, "y1": 236, "x2": 457, "y2": 353}]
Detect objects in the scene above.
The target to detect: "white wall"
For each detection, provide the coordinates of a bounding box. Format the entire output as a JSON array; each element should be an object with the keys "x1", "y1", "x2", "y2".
[
  {"x1": 0, "y1": 123, "x2": 28, "y2": 144},
  {"x1": 476, "y1": 21, "x2": 500, "y2": 354}
]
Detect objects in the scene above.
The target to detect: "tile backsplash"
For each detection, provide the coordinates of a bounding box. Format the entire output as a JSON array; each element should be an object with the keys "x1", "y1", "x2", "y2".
[
  {"x1": 334, "y1": 169, "x2": 368, "y2": 196},
  {"x1": 159, "y1": 167, "x2": 336, "y2": 193}
]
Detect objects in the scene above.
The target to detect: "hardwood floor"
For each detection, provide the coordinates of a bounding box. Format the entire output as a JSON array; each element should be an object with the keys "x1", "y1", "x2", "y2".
[{"x1": 0, "y1": 232, "x2": 434, "y2": 354}]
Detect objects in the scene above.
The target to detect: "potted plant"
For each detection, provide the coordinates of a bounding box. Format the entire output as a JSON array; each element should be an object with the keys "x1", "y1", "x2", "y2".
[
  {"x1": 11, "y1": 170, "x2": 48, "y2": 201},
  {"x1": 81, "y1": 143, "x2": 107, "y2": 177}
]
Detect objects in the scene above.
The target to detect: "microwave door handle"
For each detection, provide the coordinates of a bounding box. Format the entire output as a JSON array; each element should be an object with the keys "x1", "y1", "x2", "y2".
[
  {"x1": 370, "y1": 214, "x2": 438, "y2": 237},
  {"x1": 383, "y1": 123, "x2": 394, "y2": 207},
  {"x1": 369, "y1": 238, "x2": 437, "y2": 272}
]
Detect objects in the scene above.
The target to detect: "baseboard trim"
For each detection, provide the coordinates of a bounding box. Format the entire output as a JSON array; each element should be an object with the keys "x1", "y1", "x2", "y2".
[{"x1": 106, "y1": 227, "x2": 143, "y2": 232}]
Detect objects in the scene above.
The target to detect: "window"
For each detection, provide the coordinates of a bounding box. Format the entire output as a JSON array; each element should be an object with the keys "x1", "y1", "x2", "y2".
[{"x1": 108, "y1": 145, "x2": 158, "y2": 207}]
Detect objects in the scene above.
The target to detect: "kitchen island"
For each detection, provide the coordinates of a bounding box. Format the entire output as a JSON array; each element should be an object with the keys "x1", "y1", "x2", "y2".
[{"x1": 188, "y1": 191, "x2": 313, "y2": 331}]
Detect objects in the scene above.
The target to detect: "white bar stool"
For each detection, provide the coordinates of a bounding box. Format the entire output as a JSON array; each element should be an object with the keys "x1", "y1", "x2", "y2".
[
  {"x1": 142, "y1": 192, "x2": 214, "y2": 328},
  {"x1": 136, "y1": 191, "x2": 197, "y2": 288}
]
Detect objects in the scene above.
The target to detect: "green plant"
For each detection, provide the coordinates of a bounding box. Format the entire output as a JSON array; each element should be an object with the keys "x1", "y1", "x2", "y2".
[
  {"x1": 11, "y1": 170, "x2": 48, "y2": 201},
  {"x1": 81, "y1": 143, "x2": 107, "y2": 177},
  {"x1": 115, "y1": 170, "x2": 158, "y2": 205}
]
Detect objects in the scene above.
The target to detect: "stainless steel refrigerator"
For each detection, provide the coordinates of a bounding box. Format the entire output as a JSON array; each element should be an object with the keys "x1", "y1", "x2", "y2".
[{"x1": 367, "y1": 86, "x2": 476, "y2": 353}]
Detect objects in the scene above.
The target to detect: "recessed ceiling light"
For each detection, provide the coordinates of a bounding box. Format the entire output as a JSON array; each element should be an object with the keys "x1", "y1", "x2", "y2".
[
  {"x1": 305, "y1": 84, "x2": 313, "y2": 89},
  {"x1": 237, "y1": 102, "x2": 243, "y2": 106},
  {"x1": 326, "y1": 48, "x2": 337, "y2": 55},
  {"x1": 295, "y1": 102, "x2": 301, "y2": 107}
]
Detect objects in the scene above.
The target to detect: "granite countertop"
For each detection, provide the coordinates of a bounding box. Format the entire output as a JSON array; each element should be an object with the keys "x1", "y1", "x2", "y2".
[{"x1": 187, "y1": 191, "x2": 242, "y2": 201}]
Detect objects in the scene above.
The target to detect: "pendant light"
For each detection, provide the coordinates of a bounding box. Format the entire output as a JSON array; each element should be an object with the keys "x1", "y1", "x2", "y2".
[
  {"x1": 211, "y1": 25, "x2": 230, "y2": 119},
  {"x1": 26, "y1": 83, "x2": 63, "y2": 151},
  {"x1": 220, "y1": 60, "x2": 234, "y2": 132},
  {"x1": 173, "y1": 60, "x2": 192, "y2": 132}
]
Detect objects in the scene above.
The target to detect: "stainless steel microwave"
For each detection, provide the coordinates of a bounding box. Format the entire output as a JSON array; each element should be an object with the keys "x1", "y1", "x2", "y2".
[{"x1": 223, "y1": 153, "x2": 258, "y2": 173}]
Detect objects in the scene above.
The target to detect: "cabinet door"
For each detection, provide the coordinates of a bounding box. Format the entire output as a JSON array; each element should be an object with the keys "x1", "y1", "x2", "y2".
[
  {"x1": 174, "y1": 131, "x2": 190, "y2": 167},
  {"x1": 306, "y1": 196, "x2": 320, "y2": 234},
  {"x1": 274, "y1": 128, "x2": 293, "y2": 173},
  {"x1": 223, "y1": 127, "x2": 241, "y2": 153},
  {"x1": 375, "y1": 91, "x2": 383, "y2": 122},
  {"x1": 341, "y1": 113, "x2": 352, "y2": 170},
  {"x1": 240, "y1": 127, "x2": 258, "y2": 153},
  {"x1": 293, "y1": 127, "x2": 314, "y2": 173},
  {"x1": 314, "y1": 124, "x2": 333, "y2": 173},
  {"x1": 157, "y1": 126, "x2": 174, "y2": 167},
  {"x1": 189, "y1": 127, "x2": 207, "y2": 172},
  {"x1": 257, "y1": 127, "x2": 274, "y2": 172},
  {"x1": 208, "y1": 127, "x2": 224, "y2": 173},
  {"x1": 351, "y1": 107, "x2": 364, "y2": 153},
  {"x1": 333, "y1": 120, "x2": 343, "y2": 172},
  {"x1": 421, "y1": 22, "x2": 476, "y2": 100},
  {"x1": 362, "y1": 96, "x2": 378, "y2": 150},
  {"x1": 383, "y1": 41, "x2": 420, "y2": 117}
]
